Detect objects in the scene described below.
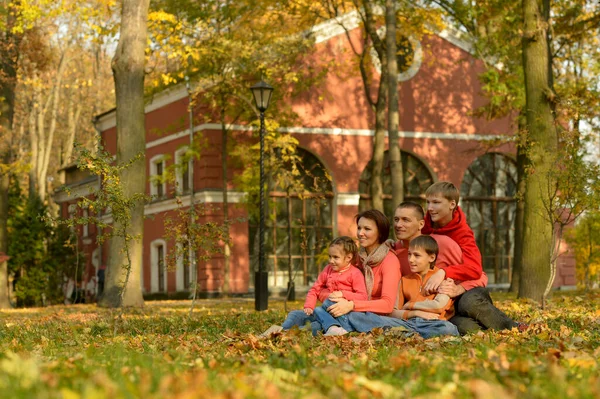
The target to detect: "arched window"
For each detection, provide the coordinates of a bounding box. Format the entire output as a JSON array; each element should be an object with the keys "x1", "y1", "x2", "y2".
[
  {"x1": 359, "y1": 150, "x2": 434, "y2": 216},
  {"x1": 249, "y1": 148, "x2": 334, "y2": 288},
  {"x1": 460, "y1": 153, "x2": 517, "y2": 285}
]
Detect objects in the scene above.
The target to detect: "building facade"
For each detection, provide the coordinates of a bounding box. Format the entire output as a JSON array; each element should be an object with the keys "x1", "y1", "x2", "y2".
[{"x1": 55, "y1": 16, "x2": 576, "y2": 297}]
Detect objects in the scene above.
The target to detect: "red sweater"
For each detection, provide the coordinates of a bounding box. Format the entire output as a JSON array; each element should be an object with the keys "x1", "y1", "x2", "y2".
[
  {"x1": 353, "y1": 251, "x2": 401, "y2": 315},
  {"x1": 422, "y1": 206, "x2": 483, "y2": 281},
  {"x1": 304, "y1": 264, "x2": 367, "y2": 309}
]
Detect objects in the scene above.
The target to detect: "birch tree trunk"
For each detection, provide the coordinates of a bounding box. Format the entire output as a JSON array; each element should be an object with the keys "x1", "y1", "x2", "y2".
[
  {"x1": 518, "y1": 0, "x2": 557, "y2": 302},
  {"x1": 386, "y1": 0, "x2": 403, "y2": 209},
  {"x1": 27, "y1": 55, "x2": 67, "y2": 201},
  {"x1": 99, "y1": 0, "x2": 149, "y2": 308}
]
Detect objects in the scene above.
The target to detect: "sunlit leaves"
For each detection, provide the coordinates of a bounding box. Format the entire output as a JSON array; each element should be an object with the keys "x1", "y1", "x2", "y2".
[{"x1": 1, "y1": 292, "x2": 599, "y2": 397}]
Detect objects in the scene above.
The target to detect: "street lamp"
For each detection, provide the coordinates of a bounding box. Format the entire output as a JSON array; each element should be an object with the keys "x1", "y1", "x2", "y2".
[{"x1": 251, "y1": 80, "x2": 274, "y2": 311}]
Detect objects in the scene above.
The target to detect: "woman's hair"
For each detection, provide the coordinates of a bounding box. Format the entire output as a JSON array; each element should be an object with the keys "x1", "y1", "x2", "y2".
[
  {"x1": 409, "y1": 235, "x2": 439, "y2": 268},
  {"x1": 329, "y1": 236, "x2": 358, "y2": 263},
  {"x1": 355, "y1": 209, "x2": 390, "y2": 243}
]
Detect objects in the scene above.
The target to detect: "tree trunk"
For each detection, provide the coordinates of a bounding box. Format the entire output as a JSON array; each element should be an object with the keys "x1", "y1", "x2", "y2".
[
  {"x1": 99, "y1": 0, "x2": 149, "y2": 308},
  {"x1": 362, "y1": 0, "x2": 388, "y2": 213},
  {"x1": 371, "y1": 55, "x2": 389, "y2": 212},
  {"x1": 510, "y1": 117, "x2": 527, "y2": 293},
  {"x1": 518, "y1": 0, "x2": 557, "y2": 303},
  {"x1": 386, "y1": 0, "x2": 403, "y2": 209},
  {"x1": 0, "y1": 165, "x2": 10, "y2": 308},
  {"x1": 0, "y1": 1, "x2": 22, "y2": 309}
]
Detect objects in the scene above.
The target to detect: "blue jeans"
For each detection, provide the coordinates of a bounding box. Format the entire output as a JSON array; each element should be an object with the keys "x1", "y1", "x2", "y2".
[
  {"x1": 347, "y1": 312, "x2": 459, "y2": 339},
  {"x1": 313, "y1": 299, "x2": 354, "y2": 332},
  {"x1": 281, "y1": 310, "x2": 323, "y2": 336}
]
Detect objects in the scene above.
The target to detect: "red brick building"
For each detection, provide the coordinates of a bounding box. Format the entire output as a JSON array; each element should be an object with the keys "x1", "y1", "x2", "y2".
[{"x1": 55, "y1": 14, "x2": 576, "y2": 297}]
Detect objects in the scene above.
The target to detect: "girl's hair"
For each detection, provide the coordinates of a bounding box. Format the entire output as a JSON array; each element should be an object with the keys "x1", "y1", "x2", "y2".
[
  {"x1": 330, "y1": 236, "x2": 358, "y2": 263},
  {"x1": 355, "y1": 209, "x2": 390, "y2": 243},
  {"x1": 409, "y1": 235, "x2": 439, "y2": 268}
]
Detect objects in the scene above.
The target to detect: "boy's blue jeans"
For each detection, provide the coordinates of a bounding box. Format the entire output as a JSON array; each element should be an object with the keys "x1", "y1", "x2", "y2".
[{"x1": 347, "y1": 312, "x2": 459, "y2": 339}]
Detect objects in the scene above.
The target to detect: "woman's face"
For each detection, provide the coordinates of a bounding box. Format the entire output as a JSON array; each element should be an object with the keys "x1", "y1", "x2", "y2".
[{"x1": 357, "y1": 217, "x2": 379, "y2": 253}]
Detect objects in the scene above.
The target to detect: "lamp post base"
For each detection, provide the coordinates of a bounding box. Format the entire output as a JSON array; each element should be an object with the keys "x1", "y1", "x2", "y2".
[{"x1": 254, "y1": 270, "x2": 269, "y2": 311}]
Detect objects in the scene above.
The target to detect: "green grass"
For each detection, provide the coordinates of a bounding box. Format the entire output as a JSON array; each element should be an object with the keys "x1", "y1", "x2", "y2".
[{"x1": 1, "y1": 291, "x2": 600, "y2": 398}]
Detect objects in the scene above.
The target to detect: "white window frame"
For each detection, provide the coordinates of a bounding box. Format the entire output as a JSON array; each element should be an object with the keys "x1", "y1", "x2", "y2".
[
  {"x1": 175, "y1": 146, "x2": 192, "y2": 195},
  {"x1": 150, "y1": 239, "x2": 168, "y2": 293},
  {"x1": 150, "y1": 155, "x2": 167, "y2": 199}
]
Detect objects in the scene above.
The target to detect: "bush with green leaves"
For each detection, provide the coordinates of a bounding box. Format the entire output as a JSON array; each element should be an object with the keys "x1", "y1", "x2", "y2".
[{"x1": 7, "y1": 180, "x2": 80, "y2": 306}]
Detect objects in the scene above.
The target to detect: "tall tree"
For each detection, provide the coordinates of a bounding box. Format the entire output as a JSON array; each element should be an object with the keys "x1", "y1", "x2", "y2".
[
  {"x1": 385, "y1": 0, "x2": 403, "y2": 208},
  {"x1": 100, "y1": 0, "x2": 150, "y2": 308},
  {"x1": 0, "y1": 0, "x2": 21, "y2": 308},
  {"x1": 518, "y1": 0, "x2": 557, "y2": 302},
  {"x1": 315, "y1": 1, "x2": 439, "y2": 211}
]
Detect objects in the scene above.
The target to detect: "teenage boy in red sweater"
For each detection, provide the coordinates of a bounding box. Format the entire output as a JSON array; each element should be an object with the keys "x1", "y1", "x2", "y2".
[{"x1": 419, "y1": 182, "x2": 524, "y2": 333}]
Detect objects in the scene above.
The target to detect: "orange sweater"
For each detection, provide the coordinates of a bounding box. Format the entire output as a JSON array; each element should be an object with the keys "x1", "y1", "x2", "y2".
[{"x1": 391, "y1": 267, "x2": 455, "y2": 320}]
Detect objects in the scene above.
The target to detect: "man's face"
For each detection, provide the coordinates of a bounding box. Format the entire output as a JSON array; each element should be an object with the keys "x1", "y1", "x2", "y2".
[{"x1": 393, "y1": 207, "x2": 424, "y2": 241}]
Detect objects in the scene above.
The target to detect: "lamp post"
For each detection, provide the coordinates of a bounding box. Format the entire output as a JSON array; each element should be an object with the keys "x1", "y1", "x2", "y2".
[
  {"x1": 250, "y1": 80, "x2": 274, "y2": 311},
  {"x1": 185, "y1": 75, "x2": 196, "y2": 296}
]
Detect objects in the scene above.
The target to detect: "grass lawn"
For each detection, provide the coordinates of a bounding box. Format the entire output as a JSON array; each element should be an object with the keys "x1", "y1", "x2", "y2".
[{"x1": 1, "y1": 291, "x2": 599, "y2": 398}]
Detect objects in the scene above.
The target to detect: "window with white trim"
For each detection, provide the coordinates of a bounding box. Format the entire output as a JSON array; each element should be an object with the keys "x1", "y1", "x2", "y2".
[
  {"x1": 175, "y1": 147, "x2": 192, "y2": 194},
  {"x1": 150, "y1": 239, "x2": 168, "y2": 293},
  {"x1": 150, "y1": 155, "x2": 167, "y2": 199}
]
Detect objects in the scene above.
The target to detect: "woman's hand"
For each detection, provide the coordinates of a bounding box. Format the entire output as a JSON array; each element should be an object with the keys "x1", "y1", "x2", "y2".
[
  {"x1": 326, "y1": 297, "x2": 354, "y2": 317},
  {"x1": 437, "y1": 279, "x2": 466, "y2": 298},
  {"x1": 422, "y1": 269, "x2": 445, "y2": 295}
]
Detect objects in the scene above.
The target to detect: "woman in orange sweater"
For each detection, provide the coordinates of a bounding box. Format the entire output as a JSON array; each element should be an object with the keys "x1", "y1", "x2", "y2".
[{"x1": 321, "y1": 209, "x2": 401, "y2": 336}]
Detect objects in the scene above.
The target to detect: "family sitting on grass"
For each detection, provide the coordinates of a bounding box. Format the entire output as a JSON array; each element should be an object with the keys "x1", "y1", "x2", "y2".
[{"x1": 260, "y1": 181, "x2": 526, "y2": 339}]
